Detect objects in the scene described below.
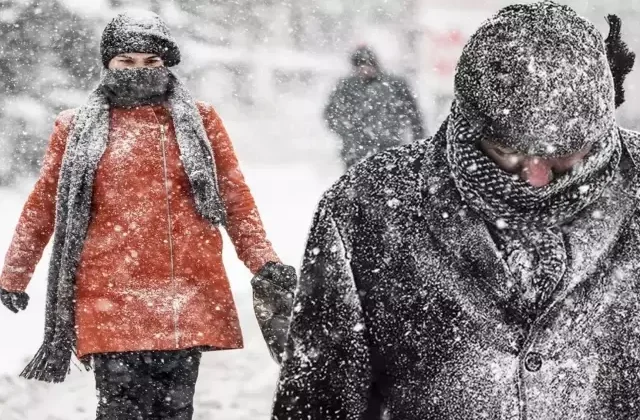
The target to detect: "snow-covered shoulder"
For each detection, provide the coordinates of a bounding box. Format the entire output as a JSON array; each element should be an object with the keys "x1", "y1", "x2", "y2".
[
  {"x1": 320, "y1": 139, "x2": 432, "y2": 226},
  {"x1": 56, "y1": 108, "x2": 77, "y2": 126},
  {"x1": 195, "y1": 100, "x2": 215, "y2": 112}
]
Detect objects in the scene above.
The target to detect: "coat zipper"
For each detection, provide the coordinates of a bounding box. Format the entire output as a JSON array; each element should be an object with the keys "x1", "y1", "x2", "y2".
[{"x1": 157, "y1": 115, "x2": 180, "y2": 348}]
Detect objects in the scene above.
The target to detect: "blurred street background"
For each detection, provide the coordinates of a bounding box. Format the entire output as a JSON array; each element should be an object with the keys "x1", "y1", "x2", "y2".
[{"x1": 0, "y1": 0, "x2": 638, "y2": 184}]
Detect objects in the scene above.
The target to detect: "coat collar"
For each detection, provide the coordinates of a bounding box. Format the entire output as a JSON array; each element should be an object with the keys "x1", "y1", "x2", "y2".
[
  {"x1": 533, "y1": 129, "x2": 640, "y2": 323},
  {"x1": 416, "y1": 121, "x2": 520, "y2": 323}
]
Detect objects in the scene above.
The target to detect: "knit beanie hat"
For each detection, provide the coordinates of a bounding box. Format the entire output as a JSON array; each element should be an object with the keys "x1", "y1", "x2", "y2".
[
  {"x1": 454, "y1": 2, "x2": 616, "y2": 157},
  {"x1": 100, "y1": 11, "x2": 181, "y2": 68}
]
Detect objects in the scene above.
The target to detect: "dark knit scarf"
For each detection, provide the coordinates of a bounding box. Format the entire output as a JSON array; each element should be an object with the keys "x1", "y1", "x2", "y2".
[
  {"x1": 446, "y1": 102, "x2": 622, "y2": 311},
  {"x1": 20, "y1": 69, "x2": 227, "y2": 383},
  {"x1": 102, "y1": 67, "x2": 171, "y2": 107}
]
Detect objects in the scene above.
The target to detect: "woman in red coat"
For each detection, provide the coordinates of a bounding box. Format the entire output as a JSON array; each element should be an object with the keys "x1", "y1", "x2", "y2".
[{"x1": 0, "y1": 11, "x2": 295, "y2": 420}]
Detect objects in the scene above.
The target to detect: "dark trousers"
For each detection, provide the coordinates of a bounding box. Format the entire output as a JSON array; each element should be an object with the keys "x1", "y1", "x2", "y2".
[{"x1": 94, "y1": 349, "x2": 202, "y2": 420}]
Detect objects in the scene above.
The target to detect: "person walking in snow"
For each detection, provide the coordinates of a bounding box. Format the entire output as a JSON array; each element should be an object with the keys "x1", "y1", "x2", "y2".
[
  {"x1": 273, "y1": 3, "x2": 640, "y2": 419},
  {"x1": 324, "y1": 45, "x2": 426, "y2": 170},
  {"x1": 0, "y1": 11, "x2": 296, "y2": 420}
]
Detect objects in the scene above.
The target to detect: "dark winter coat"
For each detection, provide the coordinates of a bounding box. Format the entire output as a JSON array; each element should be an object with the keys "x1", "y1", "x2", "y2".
[
  {"x1": 272, "y1": 122, "x2": 640, "y2": 419},
  {"x1": 324, "y1": 73, "x2": 425, "y2": 168}
]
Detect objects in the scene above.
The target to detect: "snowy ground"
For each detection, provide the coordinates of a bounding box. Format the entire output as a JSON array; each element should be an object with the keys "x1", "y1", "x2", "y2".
[{"x1": 0, "y1": 157, "x2": 343, "y2": 419}]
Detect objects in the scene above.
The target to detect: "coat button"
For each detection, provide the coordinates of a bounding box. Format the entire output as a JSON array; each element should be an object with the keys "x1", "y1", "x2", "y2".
[{"x1": 524, "y1": 352, "x2": 543, "y2": 372}]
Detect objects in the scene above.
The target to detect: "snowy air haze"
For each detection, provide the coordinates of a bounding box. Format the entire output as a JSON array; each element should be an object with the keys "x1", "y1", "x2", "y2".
[{"x1": 1, "y1": 0, "x2": 640, "y2": 419}]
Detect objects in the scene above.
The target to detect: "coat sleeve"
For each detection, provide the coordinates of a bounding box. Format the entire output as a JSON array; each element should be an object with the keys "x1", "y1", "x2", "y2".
[
  {"x1": 272, "y1": 196, "x2": 372, "y2": 419},
  {"x1": 198, "y1": 102, "x2": 280, "y2": 274},
  {"x1": 0, "y1": 111, "x2": 72, "y2": 292}
]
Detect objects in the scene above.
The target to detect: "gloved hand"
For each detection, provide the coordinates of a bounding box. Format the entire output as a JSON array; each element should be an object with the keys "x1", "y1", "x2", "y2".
[
  {"x1": 251, "y1": 262, "x2": 297, "y2": 364},
  {"x1": 0, "y1": 288, "x2": 29, "y2": 313}
]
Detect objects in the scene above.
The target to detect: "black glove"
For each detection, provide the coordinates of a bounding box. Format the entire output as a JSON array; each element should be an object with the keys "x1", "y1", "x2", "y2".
[
  {"x1": 0, "y1": 289, "x2": 29, "y2": 313},
  {"x1": 251, "y1": 262, "x2": 297, "y2": 364}
]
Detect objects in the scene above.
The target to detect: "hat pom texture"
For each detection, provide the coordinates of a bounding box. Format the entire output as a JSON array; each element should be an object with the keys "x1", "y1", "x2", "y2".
[{"x1": 605, "y1": 14, "x2": 636, "y2": 108}]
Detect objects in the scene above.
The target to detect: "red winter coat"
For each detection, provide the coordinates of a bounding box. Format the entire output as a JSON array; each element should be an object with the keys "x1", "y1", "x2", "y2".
[{"x1": 0, "y1": 102, "x2": 279, "y2": 358}]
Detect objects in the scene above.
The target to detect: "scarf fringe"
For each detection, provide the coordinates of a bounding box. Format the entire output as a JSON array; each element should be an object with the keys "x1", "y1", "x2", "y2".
[{"x1": 19, "y1": 345, "x2": 71, "y2": 383}]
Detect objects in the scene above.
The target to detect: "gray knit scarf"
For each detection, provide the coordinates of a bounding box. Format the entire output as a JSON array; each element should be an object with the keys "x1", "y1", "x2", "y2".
[
  {"x1": 20, "y1": 69, "x2": 226, "y2": 383},
  {"x1": 446, "y1": 102, "x2": 621, "y2": 312}
]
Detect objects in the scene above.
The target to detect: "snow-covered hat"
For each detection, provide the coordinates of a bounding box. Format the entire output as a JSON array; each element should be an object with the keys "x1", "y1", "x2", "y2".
[
  {"x1": 351, "y1": 45, "x2": 380, "y2": 69},
  {"x1": 454, "y1": 2, "x2": 615, "y2": 157},
  {"x1": 101, "y1": 11, "x2": 181, "y2": 68}
]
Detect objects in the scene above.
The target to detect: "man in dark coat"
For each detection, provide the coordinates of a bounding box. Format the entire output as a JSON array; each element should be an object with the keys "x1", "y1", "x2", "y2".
[
  {"x1": 324, "y1": 45, "x2": 426, "y2": 169},
  {"x1": 273, "y1": 3, "x2": 640, "y2": 419}
]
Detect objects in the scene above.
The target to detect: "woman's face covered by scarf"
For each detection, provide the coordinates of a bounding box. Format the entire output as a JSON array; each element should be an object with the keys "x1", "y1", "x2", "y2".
[
  {"x1": 100, "y1": 52, "x2": 171, "y2": 108},
  {"x1": 101, "y1": 65, "x2": 172, "y2": 108},
  {"x1": 108, "y1": 52, "x2": 164, "y2": 69}
]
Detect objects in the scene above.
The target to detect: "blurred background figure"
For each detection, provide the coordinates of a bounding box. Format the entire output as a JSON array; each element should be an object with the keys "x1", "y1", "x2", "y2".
[{"x1": 324, "y1": 45, "x2": 425, "y2": 169}]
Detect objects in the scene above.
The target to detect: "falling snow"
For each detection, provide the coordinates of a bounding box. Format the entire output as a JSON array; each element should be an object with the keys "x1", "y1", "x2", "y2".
[{"x1": 2, "y1": 0, "x2": 640, "y2": 419}]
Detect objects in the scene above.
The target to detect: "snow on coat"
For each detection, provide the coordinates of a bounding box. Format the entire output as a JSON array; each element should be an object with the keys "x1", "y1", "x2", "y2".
[
  {"x1": 0, "y1": 102, "x2": 279, "y2": 358},
  {"x1": 272, "y1": 121, "x2": 640, "y2": 419}
]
